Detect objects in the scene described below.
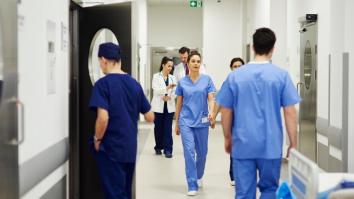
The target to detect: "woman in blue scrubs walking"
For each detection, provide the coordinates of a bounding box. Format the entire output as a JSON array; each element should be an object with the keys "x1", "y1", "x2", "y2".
[{"x1": 175, "y1": 51, "x2": 216, "y2": 196}]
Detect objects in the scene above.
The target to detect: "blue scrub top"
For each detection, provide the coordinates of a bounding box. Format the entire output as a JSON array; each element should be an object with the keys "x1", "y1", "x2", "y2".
[
  {"x1": 175, "y1": 74, "x2": 216, "y2": 128},
  {"x1": 89, "y1": 73, "x2": 151, "y2": 163},
  {"x1": 216, "y1": 62, "x2": 301, "y2": 159}
]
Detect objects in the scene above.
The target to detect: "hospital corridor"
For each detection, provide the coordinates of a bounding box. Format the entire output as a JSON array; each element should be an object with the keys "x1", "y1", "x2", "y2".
[{"x1": 1, "y1": 0, "x2": 354, "y2": 199}]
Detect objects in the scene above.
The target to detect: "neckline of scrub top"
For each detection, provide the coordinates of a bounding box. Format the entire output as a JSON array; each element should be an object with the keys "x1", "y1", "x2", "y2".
[
  {"x1": 106, "y1": 72, "x2": 128, "y2": 76},
  {"x1": 187, "y1": 74, "x2": 202, "y2": 84},
  {"x1": 248, "y1": 61, "x2": 270, "y2": 64}
]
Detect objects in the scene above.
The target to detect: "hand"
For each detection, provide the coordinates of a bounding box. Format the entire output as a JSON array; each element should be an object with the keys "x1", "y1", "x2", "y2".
[
  {"x1": 224, "y1": 137, "x2": 232, "y2": 154},
  {"x1": 94, "y1": 141, "x2": 101, "y2": 152},
  {"x1": 209, "y1": 113, "x2": 216, "y2": 129},
  {"x1": 167, "y1": 84, "x2": 176, "y2": 90},
  {"x1": 163, "y1": 96, "x2": 171, "y2": 101},
  {"x1": 175, "y1": 124, "x2": 180, "y2": 136},
  {"x1": 286, "y1": 145, "x2": 296, "y2": 158}
]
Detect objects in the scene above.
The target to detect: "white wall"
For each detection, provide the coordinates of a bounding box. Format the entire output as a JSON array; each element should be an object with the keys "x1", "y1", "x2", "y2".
[
  {"x1": 202, "y1": 0, "x2": 243, "y2": 89},
  {"x1": 18, "y1": 0, "x2": 69, "y2": 197},
  {"x1": 344, "y1": 0, "x2": 354, "y2": 172},
  {"x1": 270, "y1": 0, "x2": 287, "y2": 70},
  {"x1": 148, "y1": 5, "x2": 202, "y2": 48}
]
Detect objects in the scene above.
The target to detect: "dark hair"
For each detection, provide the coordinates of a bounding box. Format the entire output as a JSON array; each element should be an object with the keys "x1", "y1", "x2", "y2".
[
  {"x1": 159, "y1": 56, "x2": 173, "y2": 72},
  {"x1": 179, "y1": 47, "x2": 190, "y2": 55},
  {"x1": 253, "y1": 27, "x2": 276, "y2": 55},
  {"x1": 229, "y1": 57, "x2": 245, "y2": 69},
  {"x1": 187, "y1": 51, "x2": 201, "y2": 62}
]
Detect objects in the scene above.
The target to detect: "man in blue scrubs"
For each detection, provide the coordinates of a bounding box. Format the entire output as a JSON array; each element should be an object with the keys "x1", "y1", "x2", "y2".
[
  {"x1": 89, "y1": 42, "x2": 154, "y2": 199},
  {"x1": 216, "y1": 28, "x2": 300, "y2": 199}
]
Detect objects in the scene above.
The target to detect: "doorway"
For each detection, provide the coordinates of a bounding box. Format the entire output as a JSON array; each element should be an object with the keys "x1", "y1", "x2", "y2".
[
  {"x1": 149, "y1": 47, "x2": 179, "y2": 100},
  {"x1": 298, "y1": 18, "x2": 318, "y2": 162},
  {"x1": 69, "y1": 2, "x2": 132, "y2": 198}
]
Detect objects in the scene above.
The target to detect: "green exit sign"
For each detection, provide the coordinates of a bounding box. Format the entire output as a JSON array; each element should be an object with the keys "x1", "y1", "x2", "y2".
[{"x1": 189, "y1": 0, "x2": 202, "y2": 8}]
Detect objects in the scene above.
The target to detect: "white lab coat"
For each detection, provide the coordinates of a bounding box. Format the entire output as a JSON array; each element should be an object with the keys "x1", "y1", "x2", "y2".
[
  {"x1": 151, "y1": 72, "x2": 177, "y2": 113},
  {"x1": 173, "y1": 62, "x2": 207, "y2": 83}
]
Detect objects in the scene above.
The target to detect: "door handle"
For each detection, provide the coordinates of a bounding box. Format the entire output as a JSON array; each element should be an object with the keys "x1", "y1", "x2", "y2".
[
  {"x1": 4, "y1": 98, "x2": 25, "y2": 145},
  {"x1": 296, "y1": 82, "x2": 304, "y2": 93},
  {"x1": 17, "y1": 100, "x2": 25, "y2": 145}
]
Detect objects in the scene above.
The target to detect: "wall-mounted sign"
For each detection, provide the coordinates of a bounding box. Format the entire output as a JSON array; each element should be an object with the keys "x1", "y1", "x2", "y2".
[{"x1": 189, "y1": 0, "x2": 202, "y2": 8}]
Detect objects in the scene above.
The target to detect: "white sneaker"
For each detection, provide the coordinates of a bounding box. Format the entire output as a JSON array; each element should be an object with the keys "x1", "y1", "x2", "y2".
[
  {"x1": 230, "y1": 180, "x2": 235, "y2": 186},
  {"x1": 187, "y1": 190, "x2": 198, "y2": 196},
  {"x1": 197, "y1": 179, "x2": 203, "y2": 188}
]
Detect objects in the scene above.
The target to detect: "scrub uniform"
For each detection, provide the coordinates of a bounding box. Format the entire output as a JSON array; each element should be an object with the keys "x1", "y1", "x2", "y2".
[
  {"x1": 175, "y1": 74, "x2": 216, "y2": 191},
  {"x1": 216, "y1": 62, "x2": 301, "y2": 199},
  {"x1": 89, "y1": 73, "x2": 151, "y2": 199}
]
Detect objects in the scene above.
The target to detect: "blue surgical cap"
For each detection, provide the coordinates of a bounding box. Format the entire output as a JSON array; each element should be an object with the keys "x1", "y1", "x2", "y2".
[{"x1": 98, "y1": 42, "x2": 121, "y2": 61}]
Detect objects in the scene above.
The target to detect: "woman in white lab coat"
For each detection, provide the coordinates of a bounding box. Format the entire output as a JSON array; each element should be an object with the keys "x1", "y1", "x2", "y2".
[{"x1": 151, "y1": 57, "x2": 177, "y2": 158}]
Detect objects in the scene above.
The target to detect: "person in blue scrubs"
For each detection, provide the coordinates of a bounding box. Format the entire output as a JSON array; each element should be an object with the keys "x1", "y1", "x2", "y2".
[
  {"x1": 211, "y1": 57, "x2": 245, "y2": 186},
  {"x1": 89, "y1": 42, "x2": 154, "y2": 199},
  {"x1": 151, "y1": 56, "x2": 177, "y2": 158},
  {"x1": 175, "y1": 51, "x2": 216, "y2": 196},
  {"x1": 216, "y1": 28, "x2": 300, "y2": 199}
]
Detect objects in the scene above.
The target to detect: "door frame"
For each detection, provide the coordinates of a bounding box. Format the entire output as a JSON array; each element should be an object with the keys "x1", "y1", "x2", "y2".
[{"x1": 0, "y1": 0, "x2": 20, "y2": 198}]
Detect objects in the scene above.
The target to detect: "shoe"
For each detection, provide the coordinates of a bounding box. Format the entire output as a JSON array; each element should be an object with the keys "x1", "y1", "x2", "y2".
[
  {"x1": 155, "y1": 149, "x2": 162, "y2": 155},
  {"x1": 164, "y1": 153, "x2": 172, "y2": 158},
  {"x1": 187, "y1": 190, "x2": 197, "y2": 196},
  {"x1": 197, "y1": 179, "x2": 203, "y2": 188},
  {"x1": 230, "y1": 180, "x2": 235, "y2": 186}
]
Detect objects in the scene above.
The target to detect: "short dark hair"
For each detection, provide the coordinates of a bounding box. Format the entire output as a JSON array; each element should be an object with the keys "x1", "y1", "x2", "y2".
[
  {"x1": 187, "y1": 51, "x2": 201, "y2": 62},
  {"x1": 229, "y1": 57, "x2": 245, "y2": 69},
  {"x1": 253, "y1": 27, "x2": 276, "y2": 55},
  {"x1": 179, "y1": 47, "x2": 190, "y2": 55},
  {"x1": 159, "y1": 56, "x2": 173, "y2": 72}
]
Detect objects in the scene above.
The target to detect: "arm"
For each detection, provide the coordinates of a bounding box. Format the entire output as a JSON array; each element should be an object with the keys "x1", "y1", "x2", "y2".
[
  {"x1": 283, "y1": 105, "x2": 298, "y2": 157},
  {"x1": 175, "y1": 96, "x2": 183, "y2": 135},
  {"x1": 94, "y1": 108, "x2": 109, "y2": 151},
  {"x1": 152, "y1": 74, "x2": 167, "y2": 96},
  {"x1": 144, "y1": 111, "x2": 155, "y2": 123},
  {"x1": 220, "y1": 107, "x2": 233, "y2": 154},
  {"x1": 211, "y1": 102, "x2": 221, "y2": 128},
  {"x1": 207, "y1": 92, "x2": 215, "y2": 126},
  {"x1": 168, "y1": 76, "x2": 177, "y2": 100}
]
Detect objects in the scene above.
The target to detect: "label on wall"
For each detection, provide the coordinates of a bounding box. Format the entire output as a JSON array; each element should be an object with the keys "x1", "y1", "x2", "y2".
[
  {"x1": 61, "y1": 22, "x2": 68, "y2": 52},
  {"x1": 47, "y1": 20, "x2": 56, "y2": 95}
]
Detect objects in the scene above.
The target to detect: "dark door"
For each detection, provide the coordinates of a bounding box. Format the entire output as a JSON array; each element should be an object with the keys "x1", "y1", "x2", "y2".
[{"x1": 70, "y1": 2, "x2": 131, "y2": 198}]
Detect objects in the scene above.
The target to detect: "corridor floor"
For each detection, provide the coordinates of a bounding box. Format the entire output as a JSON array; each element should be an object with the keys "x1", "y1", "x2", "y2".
[{"x1": 136, "y1": 123, "x2": 288, "y2": 199}]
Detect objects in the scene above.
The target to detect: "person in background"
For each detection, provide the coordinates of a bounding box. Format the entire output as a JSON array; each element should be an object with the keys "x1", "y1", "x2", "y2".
[
  {"x1": 211, "y1": 57, "x2": 245, "y2": 186},
  {"x1": 175, "y1": 51, "x2": 216, "y2": 196},
  {"x1": 173, "y1": 47, "x2": 206, "y2": 83},
  {"x1": 89, "y1": 42, "x2": 154, "y2": 199},
  {"x1": 216, "y1": 27, "x2": 300, "y2": 199},
  {"x1": 151, "y1": 56, "x2": 177, "y2": 158}
]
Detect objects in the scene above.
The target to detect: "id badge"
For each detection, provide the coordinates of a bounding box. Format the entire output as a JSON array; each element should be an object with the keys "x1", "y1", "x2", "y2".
[{"x1": 201, "y1": 117, "x2": 209, "y2": 123}]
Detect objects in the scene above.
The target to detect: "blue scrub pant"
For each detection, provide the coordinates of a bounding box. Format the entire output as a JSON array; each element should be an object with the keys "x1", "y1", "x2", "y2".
[
  {"x1": 94, "y1": 150, "x2": 135, "y2": 199},
  {"x1": 153, "y1": 105, "x2": 174, "y2": 154},
  {"x1": 233, "y1": 158, "x2": 281, "y2": 199},
  {"x1": 180, "y1": 125, "x2": 209, "y2": 191}
]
